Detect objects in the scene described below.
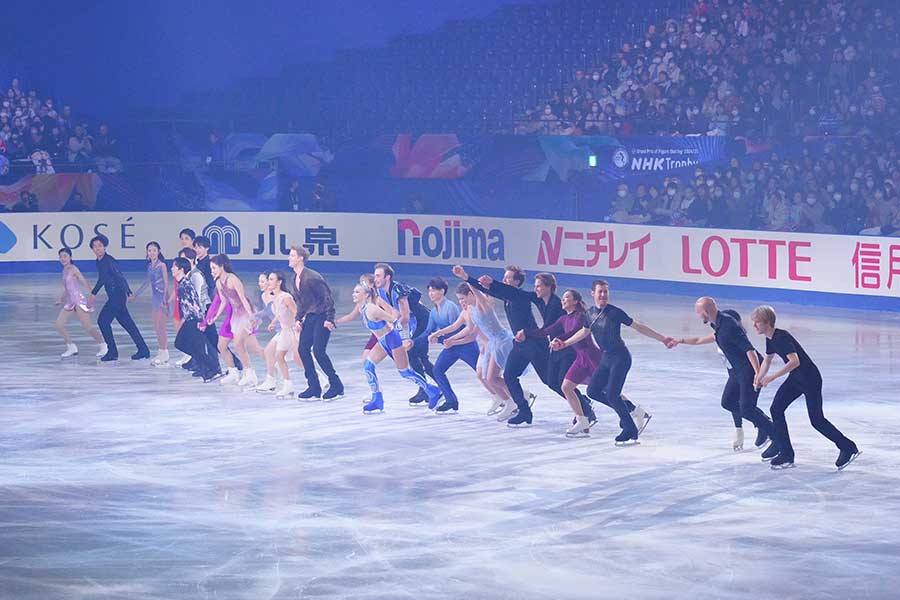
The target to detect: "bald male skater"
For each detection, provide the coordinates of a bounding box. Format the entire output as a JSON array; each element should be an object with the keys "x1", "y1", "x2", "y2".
[{"x1": 671, "y1": 297, "x2": 780, "y2": 461}]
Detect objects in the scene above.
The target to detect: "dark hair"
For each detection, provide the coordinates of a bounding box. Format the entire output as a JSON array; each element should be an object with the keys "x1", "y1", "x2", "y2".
[
  {"x1": 58, "y1": 247, "x2": 72, "y2": 258},
  {"x1": 193, "y1": 235, "x2": 211, "y2": 249},
  {"x1": 210, "y1": 253, "x2": 234, "y2": 274},
  {"x1": 563, "y1": 288, "x2": 586, "y2": 312},
  {"x1": 173, "y1": 257, "x2": 191, "y2": 275},
  {"x1": 146, "y1": 241, "x2": 165, "y2": 264},
  {"x1": 722, "y1": 308, "x2": 748, "y2": 333},
  {"x1": 374, "y1": 262, "x2": 394, "y2": 279},
  {"x1": 259, "y1": 270, "x2": 272, "y2": 279},
  {"x1": 535, "y1": 272, "x2": 557, "y2": 293},
  {"x1": 427, "y1": 277, "x2": 449, "y2": 294},
  {"x1": 271, "y1": 270, "x2": 289, "y2": 292},
  {"x1": 290, "y1": 244, "x2": 310, "y2": 261},
  {"x1": 89, "y1": 234, "x2": 109, "y2": 248},
  {"x1": 455, "y1": 282, "x2": 472, "y2": 295},
  {"x1": 504, "y1": 265, "x2": 526, "y2": 286},
  {"x1": 591, "y1": 279, "x2": 610, "y2": 290},
  {"x1": 179, "y1": 247, "x2": 197, "y2": 261},
  {"x1": 179, "y1": 228, "x2": 196, "y2": 240}
]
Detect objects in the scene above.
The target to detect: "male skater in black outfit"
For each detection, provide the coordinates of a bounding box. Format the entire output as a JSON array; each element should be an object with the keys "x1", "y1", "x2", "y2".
[
  {"x1": 289, "y1": 245, "x2": 344, "y2": 401},
  {"x1": 460, "y1": 265, "x2": 557, "y2": 427},
  {"x1": 171, "y1": 257, "x2": 219, "y2": 381},
  {"x1": 751, "y1": 305, "x2": 860, "y2": 471},
  {"x1": 88, "y1": 234, "x2": 149, "y2": 362},
  {"x1": 676, "y1": 297, "x2": 780, "y2": 460}
]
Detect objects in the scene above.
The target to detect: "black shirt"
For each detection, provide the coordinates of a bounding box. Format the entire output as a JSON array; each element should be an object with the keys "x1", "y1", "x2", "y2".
[
  {"x1": 765, "y1": 328, "x2": 820, "y2": 383},
  {"x1": 710, "y1": 311, "x2": 757, "y2": 374},
  {"x1": 91, "y1": 253, "x2": 131, "y2": 298},
  {"x1": 586, "y1": 304, "x2": 632, "y2": 353},
  {"x1": 467, "y1": 276, "x2": 542, "y2": 335}
]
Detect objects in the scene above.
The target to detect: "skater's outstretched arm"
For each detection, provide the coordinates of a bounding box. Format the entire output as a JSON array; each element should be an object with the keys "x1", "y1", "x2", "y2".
[
  {"x1": 334, "y1": 303, "x2": 361, "y2": 326},
  {"x1": 429, "y1": 311, "x2": 467, "y2": 343},
  {"x1": 674, "y1": 333, "x2": 715, "y2": 346},
  {"x1": 628, "y1": 319, "x2": 674, "y2": 346},
  {"x1": 553, "y1": 326, "x2": 591, "y2": 350}
]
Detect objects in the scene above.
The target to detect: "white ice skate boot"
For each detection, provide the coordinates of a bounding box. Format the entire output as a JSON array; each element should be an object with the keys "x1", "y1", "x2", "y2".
[
  {"x1": 487, "y1": 396, "x2": 504, "y2": 416},
  {"x1": 151, "y1": 349, "x2": 170, "y2": 366},
  {"x1": 96, "y1": 343, "x2": 108, "y2": 357},
  {"x1": 175, "y1": 353, "x2": 192, "y2": 367},
  {"x1": 61, "y1": 343, "x2": 78, "y2": 358},
  {"x1": 219, "y1": 368, "x2": 241, "y2": 385},
  {"x1": 733, "y1": 427, "x2": 745, "y2": 452},
  {"x1": 256, "y1": 375, "x2": 277, "y2": 393},
  {"x1": 630, "y1": 405, "x2": 652, "y2": 434},
  {"x1": 275, "y1": 380, "x2": 295, "y2": 399},
  {"x1": 496, "y1": 401, "x2": 518, "y2": 422},
  {"x1": 238, "y1": 368, "x2": 258, "y2": 388},
  {"x1": 565, "y1": 415, "x2": 591, "y2": 438}
]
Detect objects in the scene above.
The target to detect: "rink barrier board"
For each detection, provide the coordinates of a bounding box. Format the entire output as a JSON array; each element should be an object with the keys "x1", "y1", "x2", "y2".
[{"x1": 0, "y1": 211, "x2": 897, "y2": 311}]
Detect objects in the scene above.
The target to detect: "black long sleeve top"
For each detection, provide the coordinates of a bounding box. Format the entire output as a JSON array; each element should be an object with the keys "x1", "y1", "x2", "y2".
[{"x1": 91, "y1": 253, "x2": 132, "y2": 297}]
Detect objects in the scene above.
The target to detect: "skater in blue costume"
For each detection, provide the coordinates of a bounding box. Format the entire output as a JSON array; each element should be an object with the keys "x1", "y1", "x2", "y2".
[{"x1": 340, "y1": 280, "x2": 441, "y2": 414}]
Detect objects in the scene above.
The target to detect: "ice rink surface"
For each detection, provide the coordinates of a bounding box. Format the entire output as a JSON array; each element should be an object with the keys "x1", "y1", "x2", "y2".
[{"x1": 1, "y1": 271, "x2": 899, "y2": 600}]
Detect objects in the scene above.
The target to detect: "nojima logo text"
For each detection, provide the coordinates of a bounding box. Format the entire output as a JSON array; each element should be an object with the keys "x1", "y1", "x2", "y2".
[
  {"x1": 397, "y1": 218, "x2": 504, "y2": 261},
  {"x1": 0, "y1": 220, "x2": 17, "y2": 254}
]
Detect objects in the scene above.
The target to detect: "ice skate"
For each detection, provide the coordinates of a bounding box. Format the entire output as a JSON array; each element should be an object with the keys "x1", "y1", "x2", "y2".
[
  {"x1": 219, "y1": 368, "x2": 240, "y2": 385},
  {"x1": 614, "y1": 428, "x2": 640, "y2": 446},
  {"x1": 298, "y1": 387, "x2": 322, "y2": 401},
  {"x1": 256, "y1": 375, "x2": 277, "y2": 393},
  {"x1": 275, "y1": 380, "x2": 294, "y2": 399},
  {"x1": 770, "y1": 454, "x2": 796, "y2": 470},
  {"x1": 565, "y1": 415, "x2": 591, "y2": 438},
  {"x1": 486, "y1": 397, "x2": 504, "y2": 416},
  {"x1": 836, "y1": 446, "x2": 861, "y2": 471},
  {"x1": 631, "y1": 405, "x2": 652, "y2": 435},
  {"x1": 238, "y1": 368, "x2": 258, "y2": 388},
  {"x1": 363, "y1": 392, "x2": 384, "y2": 414},
  {"x1": 61, "y1": 343, "x2": 78, "y2": 358},
  {"x1": 96, "y1": 343, "x2": 108, "y2": 357},
  {"x1": 151, "y1": 349, "x2": 169, "y2": 367},
  {"x1": 496, "y1": 401, "x2": 518, "y2": 422},
  {"x1": 733, "y1": 428, "x2": 745, "y2": 452}
]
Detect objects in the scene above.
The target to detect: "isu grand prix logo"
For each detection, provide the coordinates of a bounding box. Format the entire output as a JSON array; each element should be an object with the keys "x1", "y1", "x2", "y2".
[
  {"x1": 0, "y1": 220, "x2": 17, "y2": 254},
  {"x1": 612, "y1": 147, "x2": 630, "y2": 169}
]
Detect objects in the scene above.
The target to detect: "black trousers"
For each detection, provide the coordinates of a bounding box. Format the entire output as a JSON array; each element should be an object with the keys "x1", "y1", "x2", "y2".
[
  {"x1": 721, "y1": 367, "x2": 776, "y2": 438},
  {"x1": 298, "y1": 312, "x2": 342, "y2": 391},
  {"x1": 503, "y1": 337, "x2": 550, "y2": 411},
  {"x1": 770, "y1": 373, "x2": 855, "y2": 459},
  {"x1": 98, "y1": 294, "x2": 147, "y2": 357},
  {"x1": 176, "y1": 317, "x2": 217, "y2": 375},
  {"x1": 586, "y1": 348, "x2": 635, "y2": 432}
]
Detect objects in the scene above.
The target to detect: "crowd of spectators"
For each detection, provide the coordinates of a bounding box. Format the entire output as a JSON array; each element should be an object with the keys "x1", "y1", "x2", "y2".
[
  {"x1": 608, "y1": 134, "x2": 900, "y2": 236},
  {"x1": 517, "y1": 0, "x2": 898, "y2": 139},
  {"x1": 0, "y1": 77, "x2": 120, "y2": 177}
]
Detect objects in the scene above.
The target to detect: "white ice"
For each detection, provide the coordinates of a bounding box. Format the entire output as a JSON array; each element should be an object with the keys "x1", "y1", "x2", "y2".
[{"x1": 1, "y1": 271, "x2": 899, "y2": 600}]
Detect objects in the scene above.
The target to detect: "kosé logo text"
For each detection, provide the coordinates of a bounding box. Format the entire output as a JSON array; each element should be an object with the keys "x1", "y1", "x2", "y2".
[
  {"x1": 202, "y1": 216, "x2": 241, "y2": 255},
  {"x1": 397, "y1": 219, "x2": 504, "y2": 261}
]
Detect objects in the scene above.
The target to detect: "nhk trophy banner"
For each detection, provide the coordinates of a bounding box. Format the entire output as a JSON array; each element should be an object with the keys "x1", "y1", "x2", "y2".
[{"x1": 0, "y1": 211, "x2": 897, "y2": 299}]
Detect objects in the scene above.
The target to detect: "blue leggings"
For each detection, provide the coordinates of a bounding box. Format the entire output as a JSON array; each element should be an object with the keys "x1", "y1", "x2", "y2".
[{"x1": 432, "y1": 342, "x2": 480, "y2": 405}]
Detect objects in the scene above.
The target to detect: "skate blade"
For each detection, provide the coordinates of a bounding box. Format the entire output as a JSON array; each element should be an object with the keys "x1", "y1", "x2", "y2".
[
  {"x1": 770, "y1": 462, "x2": 796, "y2": 470},
  {"x1": 363, "y1": 408, "x2": 384, "y2": 414},
  {"x1": 637, "y1": 414, "x2": 652, "y2": 434},
  {"x1": 322, "y1": 394, "x2": 344, "y2": 403},
  {"x1": 733, "y1": 445, "x2": 744, "y2": 452},
  {"x1": 836, "y1": 450, "x2": 861, "y2": 471},
  {"x1": 486, "y1": 408, "x2": 502, "y2": 416},
  {"x1": 298, "y1": 397, "x2": 322, "y2": 402},
  {"x1": 435, "y1": 409, "x2": 459, "y2": 415},
  {"x1": 507, "y1": 422, "x2": 533, "y2": 428},
  {"x1": 527, "y1": 394, "x2": 537, "y2": 408},
  {"x1": 614, "y1": 440, "x2": 640, "y2": 447},
  {"x1": 565, "y1": 431, "x2": 590, "y2": 438},
  {"x1": 756, "y1": 437, "x2": 771, "y2": 449}
]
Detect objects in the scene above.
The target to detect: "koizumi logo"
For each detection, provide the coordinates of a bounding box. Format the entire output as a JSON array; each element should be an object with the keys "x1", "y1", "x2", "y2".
[{"x1": 0, "y1": 220, "x2": 17, "y2": 254}]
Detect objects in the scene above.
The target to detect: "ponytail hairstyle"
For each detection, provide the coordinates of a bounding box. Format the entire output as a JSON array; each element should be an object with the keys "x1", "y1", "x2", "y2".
[
  {"x1": 271, "y1": 270, "x2": 289, "y2": 293},
  {"x1": 564, "y1": 288, "x2": 586, "y2": 312},
  {"x1": 146, "y1": 241, "x2": 165, "y2": 265},
  {"x1": 210, "y1": 253, "x2": 234, "y2": 274},
  {"x1": 357, "y1": 275, "x2": 378, "y2": 302}
]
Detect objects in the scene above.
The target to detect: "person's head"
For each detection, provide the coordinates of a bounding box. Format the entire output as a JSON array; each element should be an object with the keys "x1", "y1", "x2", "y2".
[
  {"x1": 751, "y1": 305, "x2": 777, "y2": 336},
  {"x1": 591, "y1": 279, "x2": 610, "y2": 307},
  {"x1": 694, "y1": 296, "x2": 719, "y2": 324},
  {"x1": 179, "y1": 228, "x2": 196, "y2": 248},
  {"x1": 193, "y1": 235, "x2": 210, "y2": 259},
  {"x1": 89, "y1": 234, "x2": 109, "y2": 259},
  {"x1": 533, "y1": 272, "x2": 557, "y2": 298},
  {"x1": 373, "y1": 263, "x2": 394, "y2": 289},
  {"x1": 289, "y1": 244, "x2": 310, "y2": 269},
  {"x1": 209, "y1": 254, "x2": 233, "y2": 280},
  {"x1": 178, "y1": 247, "x2": 197, "y2": 265},
  {"x1": 359, "y1": 273, "x2": 375, "y2": 289},
  {"x1": 503, "y1": 265, "x2": 526, "y2": 287},
  {"x1": 353, "y1": 280, "x2": 377, "y2": 305},
  {"x1": 561, "y1": 289, "x2": 586, "y2": 313},
  {"x1": 427, "y1": 277, "x2": 448, "y2": 303},
  {"x1": 455, "y1": 282, "x2": 473, "y2": 309},
  {"x1": 58, "y1": 247, "x2": 73, "y2": 266},
  {"x1": 146, "y1": 241, "x2": 163, "y2": 264},
  {"x1": 172, "y1": 257, "x2": 191, "y2": 280},
  {"x1": 258, "y1": 271, "x2": 272, "y2": 292},
  {"x1": 268, "y1": 270, "x2": 289, "y2": 293}
]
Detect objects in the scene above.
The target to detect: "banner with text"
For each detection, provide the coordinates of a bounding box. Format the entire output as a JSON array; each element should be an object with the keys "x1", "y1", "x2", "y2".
[{"x1": 0, "y1": 212, "x2": 897, "y2": 299}]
